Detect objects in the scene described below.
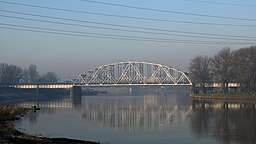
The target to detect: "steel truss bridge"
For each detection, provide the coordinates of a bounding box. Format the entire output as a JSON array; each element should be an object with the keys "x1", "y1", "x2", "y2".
[{"x1": 75, "y1": 61, "x2": 192, "y2": 86}]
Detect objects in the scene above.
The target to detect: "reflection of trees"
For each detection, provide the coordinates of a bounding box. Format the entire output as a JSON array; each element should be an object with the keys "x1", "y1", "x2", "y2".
[
  {"x1": 190, "y1": 106, "x2": 213, "y2": 137},
  {"x1": 15, "y1": 98, "x2": 74, "y2": 125},
  {"x1": 81, "y1": 95, "x2": 192, "y2": 131},
  {"x1": 15, "y1": 93, "x2": 80, "y2": 110},
  {"x1": 16, "y1": 100, "x2": 73, "y2": 110},
  {"x1": 191, "y1": 100, "x2": 256, "y2": 144}
]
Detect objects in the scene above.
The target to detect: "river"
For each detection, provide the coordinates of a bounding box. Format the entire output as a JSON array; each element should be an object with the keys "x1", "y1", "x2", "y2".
[{"x1": 1, "y1": 86, "x2": 256, "y2": 144}]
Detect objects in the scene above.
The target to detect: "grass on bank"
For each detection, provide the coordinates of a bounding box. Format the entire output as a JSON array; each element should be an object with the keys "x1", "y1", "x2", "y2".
[{"x1": 190, "y1": 90, "x2": 256, "y2": 100}]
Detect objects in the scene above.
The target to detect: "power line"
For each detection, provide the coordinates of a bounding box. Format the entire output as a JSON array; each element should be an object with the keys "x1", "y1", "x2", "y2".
[
  {"x1": 1, "y1": 10, "x2": 255, "y2": 40},
  {"x1": 1, "y1": 12, "x2": 255, "y2": 42},
  {"x1": 183, "y1": 0, "x2": 256, "y2": 7},
  {"x1": 0, "y1": 26, "x2": 153, "y2": 42},
  {"x1": 80, "y1": 0, "x2": 256, "y2": 22},
  {"x1": 0, "y1": 23, "x2": 253, "y2": 45},
  {"x1": 0, "y1": 23, "x2": 229, "y2": 43},
  {"x1": 0, "y1": 26, "x2": 211, "y2": 44},
  {"x1": 0, "y1": 26, "x2": 251, "y2": 45},
  {"x1": 0, "y1": 1, "x2": 254, "y2": 27},
  {"x1": 0, "y1": 1, "x2": 255, "y2": 45}
]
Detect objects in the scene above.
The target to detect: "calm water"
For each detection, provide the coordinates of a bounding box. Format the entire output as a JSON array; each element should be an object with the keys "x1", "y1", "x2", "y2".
[{"x1": 2, "y1": 86, "x2": 256, "y2": 144}]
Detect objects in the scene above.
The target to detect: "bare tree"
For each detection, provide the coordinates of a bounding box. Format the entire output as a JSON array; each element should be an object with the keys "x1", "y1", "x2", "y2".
[
  {"x1": 21, "y1": 68, "x2": 29, "y2": 83},
  {"x1": 189, "y1": 55, "x2": 211, "y2": 94},
  {"x1": 0, "y1": 63, "x2": 4, "y2": 84},
  {"x1": 0, "y1": 63, "x2": 23, "y2": 84},
  {"x1": 1, "y1": 63, "x2": 61, "y2": 85},
  {"x1": 233, "y1": 46, "x2": 256, "y2": 95},
  {"x1": 212, "y1": 47, "x2": 233, "y2": 94},
  {"x1": 251, "y1": 46, "x2": 256, "y2": 95},
  {"x1": 39, "y1": 72, "x2": 59, "y2": 83},
  {"x1": 7, "y1": 65, "x2": 23, "y2": 84},
  {"x1": 25, "y1": 64, "x2": 40, "y2": 83}
]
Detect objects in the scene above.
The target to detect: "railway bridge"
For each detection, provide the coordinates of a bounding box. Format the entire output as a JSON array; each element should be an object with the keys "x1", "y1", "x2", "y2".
[{"x1": 3, "y1": 61, "x2": 192, "y2": 96}]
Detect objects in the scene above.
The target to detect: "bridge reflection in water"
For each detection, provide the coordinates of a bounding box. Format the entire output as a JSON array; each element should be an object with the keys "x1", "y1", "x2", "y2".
[
  {"x1": 81, "y1": 95, "x2": 192, "y2": 131},
  {"x1": 14, "y1": 94, "x2": 192, "y2": 131}
]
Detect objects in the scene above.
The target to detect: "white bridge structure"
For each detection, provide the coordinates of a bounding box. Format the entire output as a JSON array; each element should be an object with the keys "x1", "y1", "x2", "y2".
[{"x1": 74, "y1": 61, "x2": 192, "y2": 86}]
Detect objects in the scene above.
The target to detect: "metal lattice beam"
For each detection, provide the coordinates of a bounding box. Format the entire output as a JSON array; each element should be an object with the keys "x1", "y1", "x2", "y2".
[{"x1": 74, "y1": 61, "x2": 192, "y2": 86}]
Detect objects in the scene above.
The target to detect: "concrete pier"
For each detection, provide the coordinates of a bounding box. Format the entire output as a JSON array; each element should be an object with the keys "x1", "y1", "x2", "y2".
[{"x1": 70, "y1": 86, "x2": 82, "y2": 97}]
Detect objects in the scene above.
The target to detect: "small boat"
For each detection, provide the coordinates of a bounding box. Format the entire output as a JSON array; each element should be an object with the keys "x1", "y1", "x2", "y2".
[{"x1": 30, "y1": 105, "x2": 40, "y2": 110}]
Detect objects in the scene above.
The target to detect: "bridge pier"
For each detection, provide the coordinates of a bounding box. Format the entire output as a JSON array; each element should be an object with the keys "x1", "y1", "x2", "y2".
[{"x1": 70, "y1": 86, "x2": 82, "y2": 97}]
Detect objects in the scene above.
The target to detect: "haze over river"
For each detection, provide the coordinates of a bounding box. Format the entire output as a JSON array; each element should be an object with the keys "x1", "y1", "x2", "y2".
[{"x1": 1, "y1": 86, "x2": 256, "y2": 144}]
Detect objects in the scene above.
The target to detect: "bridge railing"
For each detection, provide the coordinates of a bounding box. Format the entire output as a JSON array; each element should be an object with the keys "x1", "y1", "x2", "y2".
[{"x1": 2, "y1": 83, "x2": 74, "y2": 89}]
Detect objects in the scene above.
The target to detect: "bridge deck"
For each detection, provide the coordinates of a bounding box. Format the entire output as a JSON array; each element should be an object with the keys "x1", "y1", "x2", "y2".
[
  {"x1": 2, "y1": 82, "x2": 239, "y2": 89},
  {"x1": 7, "y1": 83, "x2": 73, "y2": 89}
]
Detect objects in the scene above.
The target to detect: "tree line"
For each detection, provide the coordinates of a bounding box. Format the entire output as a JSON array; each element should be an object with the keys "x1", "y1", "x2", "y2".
[
  {"x1": 189, "y1": 45, "x2": 256, "y2": 95},
  {"x1": 0, "y1": 64, "x2": 58, "y2": 85}
]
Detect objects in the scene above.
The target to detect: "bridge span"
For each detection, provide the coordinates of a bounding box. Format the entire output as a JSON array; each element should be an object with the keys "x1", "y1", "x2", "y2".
[{"x1": 75, "y1": 61, "x2": 192, "y2": 86}]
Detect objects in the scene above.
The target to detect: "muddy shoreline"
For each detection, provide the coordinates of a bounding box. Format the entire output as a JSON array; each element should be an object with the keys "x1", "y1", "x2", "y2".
[{"x1": 0, "y1": 105, "x2": 99, "y2": 144}]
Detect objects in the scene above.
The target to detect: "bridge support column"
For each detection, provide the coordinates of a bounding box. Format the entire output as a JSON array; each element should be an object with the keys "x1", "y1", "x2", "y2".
[{"x1": 70, "y1": 86, "x2": 82, "y2": 97}]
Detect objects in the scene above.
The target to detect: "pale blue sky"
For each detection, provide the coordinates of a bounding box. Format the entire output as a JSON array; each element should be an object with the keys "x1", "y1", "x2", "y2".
[{"x1": 0, "y1": 0, "x2": 255, "y2": 79}]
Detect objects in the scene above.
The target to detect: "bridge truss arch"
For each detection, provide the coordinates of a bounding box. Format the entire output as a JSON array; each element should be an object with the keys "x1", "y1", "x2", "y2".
[{"x1": 74, "y1": 61, "x2": 192, "y2": 86}]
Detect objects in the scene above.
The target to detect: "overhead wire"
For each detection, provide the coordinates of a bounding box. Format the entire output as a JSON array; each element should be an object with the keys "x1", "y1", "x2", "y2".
[
  {"x1": 0, "y1": 1, "x2": 255, "y2": 28},
  {"x1": 0, "y1": 11, "x2": 255, "y2": 42},
  {"x1": 80, "y1": 0, "x2": 256, "y2": 21},
  {"x1": 0, "y1": 26, "x2": 155, "y2": 42},
  {"x1": 183, "y1": 0, "x2": 256, "y2": 7},
  {"x1": 0, "y1": 0, "x2": 255, "y2": 45},
  {"x1": 0, "y1": 10, "x2": 255, "y2": 39},
  {"x1": 0, "y1": 23, "x2": 253, "y2": 45}
]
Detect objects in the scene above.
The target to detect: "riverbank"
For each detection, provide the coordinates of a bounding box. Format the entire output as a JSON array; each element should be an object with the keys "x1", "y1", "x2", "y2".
[
  {"x1": 0, "y1": 105, "x2": 99, "y2": 144},
  {"x1": 191, "y1": 93, "x2": 256, "y2": 101}
]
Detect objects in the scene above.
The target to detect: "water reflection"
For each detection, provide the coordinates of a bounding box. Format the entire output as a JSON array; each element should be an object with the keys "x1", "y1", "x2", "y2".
[
  {"x1": 191, "y1": 100, "x2": 256, "y2": 144},
  {"x1": 6, "y1": 88, "x2": 256, "y2": 144},
  {"x1": 15, "y1": 98, "x2": 74, "y2": 109},
  {"x1": 81, "y1": 95, "x2": 192, "y2": 131},
  {"x1": 12, "y1": 93, "x2": 83, "y2": 110},
  {"x1": 13, "y1": 92, "x2": 193, "y2": 132}
]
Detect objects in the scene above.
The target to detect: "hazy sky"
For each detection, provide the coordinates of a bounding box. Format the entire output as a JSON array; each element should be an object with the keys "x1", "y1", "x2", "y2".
[{"x1": 0, "y1": 0, "x2": 255, "y2": 79}]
